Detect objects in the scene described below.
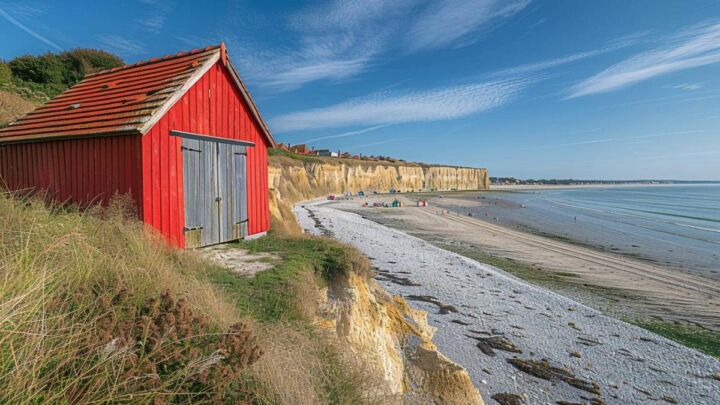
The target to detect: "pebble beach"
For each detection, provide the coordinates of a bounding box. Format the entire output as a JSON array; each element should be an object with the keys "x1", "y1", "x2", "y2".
[{"x1": 296, "y1": 200, "x2": 720, "y2": 404}]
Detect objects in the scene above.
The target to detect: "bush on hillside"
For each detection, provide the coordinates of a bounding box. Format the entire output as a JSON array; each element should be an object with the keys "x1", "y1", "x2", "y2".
[
  {"x1": 0, "y1": 62, "x2": 11, "y2": 85},
  {"x1": 6, "y1": 49, "x2": 124, "y2": 98},
  {"x1": 9, "y1": 53, "x2": 65, "y2": 84},
  {"x1": 61, "y1": 48, "x2": 125, "y2": 84}
]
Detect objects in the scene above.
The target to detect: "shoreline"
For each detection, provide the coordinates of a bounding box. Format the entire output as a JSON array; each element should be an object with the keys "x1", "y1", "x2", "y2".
[
  {"x1": 296, "y1": 200, "x2": 720, "y2": 404},
  {"x1": 421, "y1": 188, "x2": 719, "y2": 280},
  {"x1": 489, "y1": 182, "x2": 720, "y2": 191},
  {"x1": 329, "y1": 195, "x2": 720, "y2": 333}
]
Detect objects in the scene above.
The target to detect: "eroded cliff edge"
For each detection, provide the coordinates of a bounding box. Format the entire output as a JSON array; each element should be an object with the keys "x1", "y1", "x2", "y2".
[
  {"x1": 269, "y1": 154, "x2": 489, "y2": 233},
  {"x1": 321, "y1": 271, "x2": 484, "y2": 404}
]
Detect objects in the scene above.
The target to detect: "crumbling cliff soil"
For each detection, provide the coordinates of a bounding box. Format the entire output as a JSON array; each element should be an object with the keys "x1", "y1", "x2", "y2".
[{"x1": 319, "y1": 271, "x2": 485, "y2": 404}]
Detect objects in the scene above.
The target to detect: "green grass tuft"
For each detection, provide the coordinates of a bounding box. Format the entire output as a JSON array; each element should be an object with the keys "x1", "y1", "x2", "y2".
[
  {"x1": 207, "y1": 235, "x2": 371, "y2": 323},
  {"x1": 630, "y1": 321, "x2": 720, "y2": 359}
]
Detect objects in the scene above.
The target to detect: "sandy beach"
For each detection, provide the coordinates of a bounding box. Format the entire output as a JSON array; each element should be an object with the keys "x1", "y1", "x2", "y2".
[
  {"x1": 337, "y1": 194, "x2": 720, "y2": 331},
  {"x1": 295, "y1": 199, "x2": 720, "y2": 404}
]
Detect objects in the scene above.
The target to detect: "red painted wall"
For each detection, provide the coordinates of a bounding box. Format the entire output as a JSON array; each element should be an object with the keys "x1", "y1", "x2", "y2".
[
  {"x1": 0, "y1": 61, "x2": 270, "y2": 249},
  {"x1": 139, "y1": 61, "x2": 271, "y2": 248},
  {"x1": 0, "y1": 135, "x2": 142, "y2": 207}
]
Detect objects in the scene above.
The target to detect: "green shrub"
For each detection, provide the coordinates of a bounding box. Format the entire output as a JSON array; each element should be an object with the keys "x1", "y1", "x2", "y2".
[
  {"x1": 60, "y1": 48, "x2": 124, "y2": 84},
  {"x1": 0, "y1": 62, "x2": 11, "y2": 85},
  {"x1": 5, "y1": 49, "x2": 124, "y2": 99},
  {"x1": 9, "y1": 53, "x2": 65, "y2": 85}
]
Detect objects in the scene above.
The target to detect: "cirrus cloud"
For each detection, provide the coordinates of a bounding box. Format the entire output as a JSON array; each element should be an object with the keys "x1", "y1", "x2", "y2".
[
  {"x1": 567, "y1": 21, "x2": 720, "y2": 98},
  {"x1": 230, "y1": 0, "x2": 531, "y2": 93},
  {"x1": 271, "y1": 78, "x2": 529, "y2": 132}
]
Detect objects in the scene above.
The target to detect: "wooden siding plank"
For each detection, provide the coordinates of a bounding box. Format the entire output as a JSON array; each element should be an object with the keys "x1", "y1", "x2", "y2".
[{"x1": 116, "y1": 59, "x2": 272, "y2": 247}]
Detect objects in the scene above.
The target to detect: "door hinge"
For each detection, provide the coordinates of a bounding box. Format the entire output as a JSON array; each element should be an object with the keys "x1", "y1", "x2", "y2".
[{"x1": 181, "y1": 146, "x2": 201, "y2": 153}]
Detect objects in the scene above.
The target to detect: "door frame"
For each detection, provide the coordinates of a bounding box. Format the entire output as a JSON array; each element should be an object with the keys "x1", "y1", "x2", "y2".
[
  {"x1": 173, "y1": 130, "x2": 254, "y2": 248},
  {"x1": 171, "y1": 130, "x2": 255, "y2": 147}
]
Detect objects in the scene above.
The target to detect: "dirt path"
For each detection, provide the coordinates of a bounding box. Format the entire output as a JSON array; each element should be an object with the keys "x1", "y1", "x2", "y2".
[
  {"x1": 295, "y1": 200, "x2": 720, "y2": 404},
  {"x1": 336, "y1": 196, "x2": 720, "y2": 331}
]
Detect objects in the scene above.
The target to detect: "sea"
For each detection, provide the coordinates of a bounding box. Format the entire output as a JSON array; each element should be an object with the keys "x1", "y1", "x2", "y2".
[{"x1": 433, "y1": 184, "x2": 720, "y2": 280}]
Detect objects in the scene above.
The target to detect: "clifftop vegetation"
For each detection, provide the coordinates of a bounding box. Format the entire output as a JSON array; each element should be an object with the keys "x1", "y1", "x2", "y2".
[
  {"x1": 0, "y1": 48, "x2": 123, "y2": 101},
  {"x1": 0, "y1": 193, "x2": 379, "y2": 403},
  {"x1": 0, "y1": 48, "x2": 124, "y2": 127}
]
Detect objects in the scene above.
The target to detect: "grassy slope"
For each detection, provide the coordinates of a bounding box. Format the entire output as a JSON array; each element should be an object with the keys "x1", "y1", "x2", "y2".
[
  {"x1": 0, "y1": 90, "x2": 38, "y2": 127},
  {"x1": 0, "y1": 193, "x2": 375, "y2": 404}
]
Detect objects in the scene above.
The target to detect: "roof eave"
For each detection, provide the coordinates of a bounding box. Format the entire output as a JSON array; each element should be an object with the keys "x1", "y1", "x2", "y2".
[
  {"x1": 0, "y1": 129, "x2": 142, "y2": 145},
  {"x1": 137, "y1": 50, "x2": 222, "y2": 135},
  {"x1": 224, "y1": 58, "x2": 277, "y2": 148}
]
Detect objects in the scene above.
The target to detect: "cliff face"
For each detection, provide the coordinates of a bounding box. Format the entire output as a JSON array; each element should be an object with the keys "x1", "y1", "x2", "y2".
[
  {"x1": 268, "y1": 155, "x2": 489, "y2": 233},
  {"x1": 320, "y1": 271, "x2": 484, "y2": 404},
  {"x1": 272, "y1": 154, "x2": 488, "y2": 403}
]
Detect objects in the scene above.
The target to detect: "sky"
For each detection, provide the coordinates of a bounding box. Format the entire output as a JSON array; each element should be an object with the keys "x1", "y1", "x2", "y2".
[{"x1": 1, "y1": 1, "x2": 720, "y2": 180}]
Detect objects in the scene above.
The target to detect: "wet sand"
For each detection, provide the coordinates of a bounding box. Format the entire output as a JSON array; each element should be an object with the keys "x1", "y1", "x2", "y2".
[{"x1": 334, "y1": 195, "x2": 720, "y2": 331}]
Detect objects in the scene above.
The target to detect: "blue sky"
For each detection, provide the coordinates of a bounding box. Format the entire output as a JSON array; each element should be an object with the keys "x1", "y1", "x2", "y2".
[{"x1": 2, "y1": 1, "x2": 720, "y2": 180}]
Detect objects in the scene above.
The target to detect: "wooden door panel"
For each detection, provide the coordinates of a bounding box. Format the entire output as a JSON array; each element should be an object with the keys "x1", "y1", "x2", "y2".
[
  {"x1": 181, "y1": 133, "x2": 249, "y2": 247},
  {"x1": 182, "y1": 137, "x2": 219, "y2": 247}
]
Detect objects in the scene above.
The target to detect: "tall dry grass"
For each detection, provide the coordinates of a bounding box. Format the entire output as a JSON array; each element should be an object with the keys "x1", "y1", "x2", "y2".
[
  {"x1": 0, "y1": 193, "x2": 263, "y2": 403},
  {"x1": 0, "y1": 90, "x2": 38, "y2": 127},
  {"x1": 0, "y1": 192, "x2": 388, "y2": 404}
]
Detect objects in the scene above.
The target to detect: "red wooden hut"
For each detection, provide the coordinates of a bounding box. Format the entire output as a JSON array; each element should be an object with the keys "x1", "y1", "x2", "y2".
[{"x1": 0, "y1": 44, "x2": 275, "y2": 248}]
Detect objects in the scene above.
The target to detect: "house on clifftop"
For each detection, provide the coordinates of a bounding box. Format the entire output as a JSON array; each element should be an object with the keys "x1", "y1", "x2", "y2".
[{"x1": 0, "y1": 44, "x2": 275, "y2": 249}]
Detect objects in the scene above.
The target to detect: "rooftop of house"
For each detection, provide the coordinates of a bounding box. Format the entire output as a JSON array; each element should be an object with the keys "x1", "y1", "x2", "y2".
[{"x1": 0, "y1": 44, "x2": 274, "y2": 146}]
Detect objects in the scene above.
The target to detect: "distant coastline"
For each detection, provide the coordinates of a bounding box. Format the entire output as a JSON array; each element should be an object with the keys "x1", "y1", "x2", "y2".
[
  {"x1": 491, "y1": 177, "x2": 720, "y2": 187},
  {"x1": 491, "y1": 182, "x2": 720, "y2": 191}
]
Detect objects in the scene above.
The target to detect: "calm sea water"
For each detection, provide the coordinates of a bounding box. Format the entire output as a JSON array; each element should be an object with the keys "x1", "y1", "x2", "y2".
[{"x1": 437, "y1": 185, "x2": 720, "y2": 280}]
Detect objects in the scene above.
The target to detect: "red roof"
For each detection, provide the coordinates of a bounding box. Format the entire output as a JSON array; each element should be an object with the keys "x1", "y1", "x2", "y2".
[{"x1": 0, "y1": 44, "x2": 275, "y2": 146}]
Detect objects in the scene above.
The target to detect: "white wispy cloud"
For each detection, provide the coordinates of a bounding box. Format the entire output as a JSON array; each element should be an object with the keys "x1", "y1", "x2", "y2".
[
  {"x1": 566, "y1": 128, "x2": 601, "y2": 135},
  {"x1": 271, "y1": 78, "x2": 528, "y2": 133},
  {"x1": 489, "y1": 32, "x2": 649, "y2": 79},
  {"x1": 134, "y1": 0, "x2": 174, "y2": 33},
  {"x1": 230, "y1": 37, "x2": 383, "y2": 92},
  {"x1": 290, "y1": 0, "x2": 418, "y2": 31},
  {"x1": 346, "y1": 137, "x2": 411, "y2": 150},
  {"x1": 175, "y1": 34, "x2": 217, "y2": 48},
  {"x1": 0, "y1": 2, "x2": 46, "y2": 17},
  {"x1": 0, "y1": 4, "x2": 61, "y2": 51},
  {"x1": 229, "y1": 1, "x2": 394, "y2": 92},
  {"x1": 530, "y1": 129, "x2": 706, "y2": 150},
  {"x1": 96, "y1": 34, "x2": 147, "y2": 56},
  {"x1": 527, "y1": 18, "x2": 546, "y2": 30},
  {"x1": 135, "y1": 14, "x2": 165, "y2": 33},
  {"x1": 492, "y1": 49, "x2": 613, "y2": 77},
  {"x1": 231, "y1": 0, "x2": 530, "y2": 92},
  {"x1": 568, "y1": 21, "x2": 720, "y2": 98},
  {"x1": 664, "y1": 82, "x2": 703, "y2": 91},
  {"x1": 406, "y1": 0, "x2": 530, "y2": 51},
  {"x1": 304, "y1": 124, "x2": 394, "y2": 144}
]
